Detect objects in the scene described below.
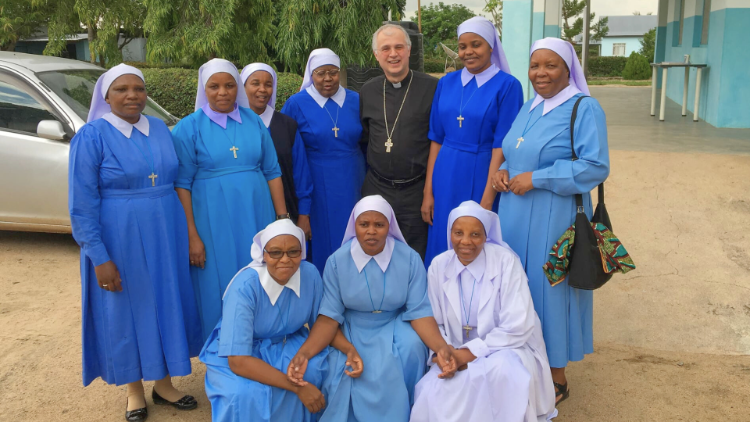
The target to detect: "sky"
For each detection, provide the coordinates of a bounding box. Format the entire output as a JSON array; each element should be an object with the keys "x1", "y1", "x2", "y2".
[{"x1": 403, "y1": 0, "x2": 659, "y2": 21}]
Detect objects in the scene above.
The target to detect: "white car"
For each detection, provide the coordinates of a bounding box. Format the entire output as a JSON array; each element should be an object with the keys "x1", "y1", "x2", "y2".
[{"x1": 0, "y1": 52, "x2": 179, "y2": 233}]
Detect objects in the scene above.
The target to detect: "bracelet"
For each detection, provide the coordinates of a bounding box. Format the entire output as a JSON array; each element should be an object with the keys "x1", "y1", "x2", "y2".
[{"x1": 276, "y1": 213, "x2": 291, "y2": 220}]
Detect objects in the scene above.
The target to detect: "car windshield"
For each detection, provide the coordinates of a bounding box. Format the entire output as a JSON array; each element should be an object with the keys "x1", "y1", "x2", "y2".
[{"x1": 36, "y1": 69, "x2": 179, "y2": 126}]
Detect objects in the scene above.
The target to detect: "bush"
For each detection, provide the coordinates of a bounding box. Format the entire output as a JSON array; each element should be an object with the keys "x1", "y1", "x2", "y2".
[
  {"x1": 423, "y1": 57, "x2": 464, "y2": 73},
  {"x1": 622, "y1": 52, "x2": 651, "y2": 80},
  {"x1": 588, "y1": 56, "x2": 628, "y2": 77},
  {"x1": 123, "y1": 61, "x2": 195, "y2": 70},
  {"x1": 142, "y1": 68, "x2": 303, "y2": 118}
]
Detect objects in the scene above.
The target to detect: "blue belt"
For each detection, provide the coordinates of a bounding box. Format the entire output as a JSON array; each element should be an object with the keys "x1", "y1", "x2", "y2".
[
  {"x1": 345, "y1": 308, "x2": 400, "y2": 321},
  {"x1": 100, "y1": 183, "x2": 174, "y2": 199},
  {"x1": 194, "y1": 164, "x2": 260, "y2": 180},
  {"x1": 442, "y1": 137, "x2": 492, "y2": 154}
]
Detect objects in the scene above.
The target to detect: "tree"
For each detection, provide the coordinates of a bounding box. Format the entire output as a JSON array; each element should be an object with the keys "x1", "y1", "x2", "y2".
[
  {"x1": 483, "y1": 0, "x2": 503, "y2": 39},
  {"x1": 44, "y1": 0, "x2": 146, "y2": 67},
  {"x1": 622, "y1": 51, "x2": 650, "y2": 80},
  {"x1": 0, "y1": 0, "x2": 52, "y2": 51},
  {"x1": 274, "y1": 0, "x2": 404, "y2": 73},
  {"x1": 420, "y1": 2, "x2": 476, "y2": 50},
  {"x1": 639, "y1": 27, "x2": 656, "y2": 63},
  {"x1": 562, "y1": 0, "x2": 609, "y2": 43}
]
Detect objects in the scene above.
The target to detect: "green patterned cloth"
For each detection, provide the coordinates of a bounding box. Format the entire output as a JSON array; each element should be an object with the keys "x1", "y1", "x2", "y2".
[{"x1": 543, "y1": 222, "x2": 635, "y2": 287}]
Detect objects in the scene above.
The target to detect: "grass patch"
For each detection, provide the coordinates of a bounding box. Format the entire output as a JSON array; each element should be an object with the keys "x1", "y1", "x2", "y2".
[{"x1": 588, "y1": 79, "x2": 651, "y2": 86}]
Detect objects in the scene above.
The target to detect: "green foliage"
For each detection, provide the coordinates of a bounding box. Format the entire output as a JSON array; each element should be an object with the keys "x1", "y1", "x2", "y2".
[
  {"x1": 622, "y1": 51, "x2": 651, "y2": 80},
  {"x1": 0, "y1": 0, "x2": 51, "y2": 51},
  {"x1": 483, "y1": 0, "x2": 503, "y2": 38},
  {"x1": 123, "y1": 61, "x2": 194, "y2": 69},
  {"x1": 274, "y1": 0, "x2": 404, "y2": 73},
  {"x1": 588, "y1": 56, "x2": 628, "y2": 77},
  {"x1": 423, "y1": 56, "x2": 463, "y2": 73},
  {"x1": 420, "y1": 2, "x2": 476, "y2": 51},
  {"x1": 562, "y1": 0, "x2": 609, "y2": 42},
  {"x1": 144, "y1": 0, "x2": 275, "y2": 68},
  {"x1": 639, "y1": 28, "x2": 656, "y2": 63},
  {"x1": 141, "y1": 68, "x2": 303, "y2": 118}
]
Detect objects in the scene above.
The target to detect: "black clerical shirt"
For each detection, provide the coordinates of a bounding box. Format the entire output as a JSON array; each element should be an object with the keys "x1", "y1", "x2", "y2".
[{"x1": 360, "y1": 71, "x2": 438, "y2": 181}]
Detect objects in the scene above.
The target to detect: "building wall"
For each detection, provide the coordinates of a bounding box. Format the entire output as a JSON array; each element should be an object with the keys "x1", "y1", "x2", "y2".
[
  {"x1": 659, "y1": 0, "x2": 750, "y2": 127},
  {"x1": 600, "y1": 36, "x2": 643, "y2": 57}
]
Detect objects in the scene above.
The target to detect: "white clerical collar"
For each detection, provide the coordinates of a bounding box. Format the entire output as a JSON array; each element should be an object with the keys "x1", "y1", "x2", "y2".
[
  {"x1": 453, "y1": 249, "x2": 486, "y2": 281},
  {"x1": 259, "y1": 105, "x2": 274, "y2": 128},
  {"x1": 306, "y1": 84, "x2": 346, "y2": 108},
  {"x1": 530, "y1": 84, "x2": 582, "y2": 116},
  {"x1": 256, "y1": 265, "x2": 301, "y2": 306},
  {"x1": 461, "y1": 64, "x2": 499, "y2": 88},
  {"x1": 350, "y1": 237, "x2": 395, "y2": 273},
  {"x1": 102, "y1": 112, "x2": 149, "y2": 138}
]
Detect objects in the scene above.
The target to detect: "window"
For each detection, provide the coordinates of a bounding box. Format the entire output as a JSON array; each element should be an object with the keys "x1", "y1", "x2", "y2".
[
  {"x1": 701, "y1": 0, "x2": 711, "y2": 44},
  {"x1": 678, "y1": 0, "x2": 685, "y2": 45},
  {"x1": 612, "y1": 43, "x2": 626, "y2": 57},
  {"x1": 0, "y1": 72, "x2": 59, "y2": 135}
]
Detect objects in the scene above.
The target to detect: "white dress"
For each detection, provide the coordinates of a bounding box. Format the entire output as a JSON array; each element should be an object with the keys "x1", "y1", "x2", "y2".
[{"x1": 410, "y1": 243, "x2": 557, "y2": 422}]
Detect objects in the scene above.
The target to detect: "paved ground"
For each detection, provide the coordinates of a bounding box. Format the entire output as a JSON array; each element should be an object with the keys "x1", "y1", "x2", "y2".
[{"x1": 1, "y1": 87, "x2": 749, "y2": 421}]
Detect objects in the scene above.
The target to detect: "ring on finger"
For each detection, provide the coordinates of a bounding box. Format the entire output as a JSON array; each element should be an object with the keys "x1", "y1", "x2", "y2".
[{"x1": 102, "y1": 284, "x2": 108, "y2": 287}]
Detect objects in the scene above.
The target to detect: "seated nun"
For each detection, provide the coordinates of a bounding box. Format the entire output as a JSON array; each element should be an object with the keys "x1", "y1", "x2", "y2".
[
  {"x1": 410, "y1": 201, "x2": 557, "y2": 422},
  {"x1": 287, "y1": 195, "x2": 458, "y2": 422},
  {"x1": 199, "y1": 219, "x2": 329, "y2": 422}
]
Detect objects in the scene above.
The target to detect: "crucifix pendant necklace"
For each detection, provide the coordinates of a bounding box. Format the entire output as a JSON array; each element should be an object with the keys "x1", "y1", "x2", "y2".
[
  {"x1": 364, "y1": 268, "x2": 386, "y2": 314},
  {"x1": 382, "y1": 70, "x2": 414, "y2": 153},
  {"x1": 127, "y1": 133, "x2": 158, "y2": 187},
  {"x1": 457, "y1": 81, "x2": 481, "y2": 128},
  {"x1": 458, "y1": 274, "x2": 477, "y2": 339},
  {"x1": 219, "y1": 119, "x2": 240, "y2": 158},
  {"x1": 278, "y1": 289, "x2": 293, "y2": 346},
  {"x1": 516, "y1": 109, "x2": 544, "y2": 149},
  {"x1": 323, "y1": 101, "x2": 341, "y2": 138}
]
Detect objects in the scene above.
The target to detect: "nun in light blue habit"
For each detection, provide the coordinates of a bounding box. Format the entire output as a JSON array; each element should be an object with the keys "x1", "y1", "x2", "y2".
[
  {"x1": 280, "y1": 48, "x2": 365, "y2": 274},
  {"x1": 494, "y1": 37, "x2": 610, "y2": 404},
  {"x1": 423, "y1": 16, "x2": 524, "y2": 268},
  {"x1": 200, "y1": 219, "x2": 329, "y2": 422},
  {"x1": 69, "y1": 63, "x2": 202, "y2": 419},
  {"x1": 171, "y1": 59, "x2": 287, "y2": 341}
]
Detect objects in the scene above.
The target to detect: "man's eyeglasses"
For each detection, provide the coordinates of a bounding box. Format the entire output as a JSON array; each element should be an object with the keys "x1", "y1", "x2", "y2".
[
  {"x1": 312, "y1": 69, "x2": 340, "y2": 78},
  {"x1": 264, "y1": 248, "x2": 303, "y2": 259}
]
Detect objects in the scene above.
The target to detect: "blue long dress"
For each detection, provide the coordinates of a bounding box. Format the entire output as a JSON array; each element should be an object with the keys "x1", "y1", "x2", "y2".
[
  {"x1": 319, "y1": 240, "x2": 432, "y2": 422},
  {"x1": 497, "y1": 94, "x2": 610, "y2": 368},
  {"x1": 69, "y1": 116, "x2": 203, "y2": 386},
  {"x1": 425, "y1": 69, "x2": 523, "y2": 267},
  {"x1": 281, "y1": 90, "x2": 365, "y2": 273},
  {"x1": 172, "y1": 107, "x2": 281, "y2": 341},
  {"x1": 200, "y1": 261, "x2": 329, "y2": 422}
]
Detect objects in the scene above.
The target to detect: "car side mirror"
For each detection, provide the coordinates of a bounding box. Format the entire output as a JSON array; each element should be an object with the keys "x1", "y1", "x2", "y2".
[{"x1": 37, "y1": 120, "x2": 67, "y2": 141}]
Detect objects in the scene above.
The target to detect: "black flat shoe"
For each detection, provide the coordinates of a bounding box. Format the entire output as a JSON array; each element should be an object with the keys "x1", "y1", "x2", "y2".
[
  {"x1": 554, "y1": 381, "x2": 570, "y2": 405},
  {"x1": 152, "y1": 389, "x2": 197, "y2": 411},
  {"x1": 125, "y1": 398, "x2": 148, "y2": 421}
]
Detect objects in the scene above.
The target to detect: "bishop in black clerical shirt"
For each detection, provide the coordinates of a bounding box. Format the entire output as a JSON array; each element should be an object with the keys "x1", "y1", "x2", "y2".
[{"x1": 360, "y1": 24, "x2": 438, "y2": 259}]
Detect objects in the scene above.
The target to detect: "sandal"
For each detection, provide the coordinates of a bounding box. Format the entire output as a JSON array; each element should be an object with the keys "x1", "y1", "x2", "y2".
[{"x1": 554, "y1": 381, "x2": 570, "y2": 405}]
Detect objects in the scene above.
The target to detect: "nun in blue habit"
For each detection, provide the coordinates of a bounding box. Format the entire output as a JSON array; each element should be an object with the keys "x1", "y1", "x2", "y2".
[
  {"x1": 69, "y1": 64, "x2": 201, "y2": 420},
  {"x1": 200, "y1": 219, "x2": 329, "y2": 422},
  {"x1": 492, "y1": 37, "x2": 610, "y2": 404},
  {"x1": 423, "y1": 16, "x2": 523, "y2": 267},
  {"x1": 172, "y1": 59, "x2": 288, "y2": 342},
  {"x1": 280, "y1": 48, "x2": 365, "y2": 274},
  {"x1": 286, "y1": 195, "x2": 458, "y2": 422}
]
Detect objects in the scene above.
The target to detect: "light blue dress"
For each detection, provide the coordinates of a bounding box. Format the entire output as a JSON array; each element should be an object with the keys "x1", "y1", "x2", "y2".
[
  {"x1": 69, "y1": 117, "x2": 203, "y2": 386},
  {"x1": 280, "y1": 90, "x2": 365, "y2": 274},
  {"x1": 200, "y1": 261, "x2": 329, "y2": 422},
  {"x1": 497, "y1": 94, "x2": 610, "y2": 368},
  {"x1": 319, "y1": 240, "x2": 432, "y2": 422},
  {"x1": 172, "y1": 107, "x2": 281, "y2": 341},
  {"x1": 425, "y1": 70, "x2": 523, "y2": 267}
]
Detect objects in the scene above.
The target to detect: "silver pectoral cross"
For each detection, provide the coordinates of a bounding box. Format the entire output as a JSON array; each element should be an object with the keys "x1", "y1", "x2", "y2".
[
  {"x1": 385, "y1": 138, "x2": 393, "y2": 153},
  {"x1": 332, "y1": 126, "x2": 340, "y2": 138},
  {"x1": 148, "y1": 172, "x2": 158, "y2": 187},
  {"x1": 372, "y1": 310, "x2": 382, "y2": 314},
  {"x1": 457, "y1": 115, "x2": 465, "y2": 128},
  {"x1": 516, "y1": 137, "x2": 524, "y2": 148},
  {"x1": 463, "y1": 325, "x2": 472, "y2": 338},
  {"x1": 230, "y1": 145, "x2": 239, "y2": 158}
]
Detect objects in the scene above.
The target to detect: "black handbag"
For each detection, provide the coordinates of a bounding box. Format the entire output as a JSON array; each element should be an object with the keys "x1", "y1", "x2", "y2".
[{"x1": 567, "y1": 96, "x2": 613, "y2": 290}]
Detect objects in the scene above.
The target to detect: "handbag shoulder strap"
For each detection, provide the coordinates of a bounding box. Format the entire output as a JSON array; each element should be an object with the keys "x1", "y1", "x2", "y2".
[{"x1": 569, "y1": 95, "x2": 605, "y2": 209}]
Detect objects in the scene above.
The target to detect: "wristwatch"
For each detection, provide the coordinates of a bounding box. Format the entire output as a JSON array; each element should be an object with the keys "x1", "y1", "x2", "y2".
[{"x1": 276, "y1": 213, "x2": 291, "y2": 220}]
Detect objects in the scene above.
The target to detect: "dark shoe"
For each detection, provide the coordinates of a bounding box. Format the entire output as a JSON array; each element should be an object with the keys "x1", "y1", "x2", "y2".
[
  {"x1": 125, "y1": 398, "x2": 147, "y2": 421},
  {"x1": 554, "y1": 381, "x2": 570, "y2": 405},
  {"x1": 152, "y1": 389, "x2": 197, "y2": 411}
]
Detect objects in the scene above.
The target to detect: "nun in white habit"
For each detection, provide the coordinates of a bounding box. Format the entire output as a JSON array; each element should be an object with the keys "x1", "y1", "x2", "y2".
[{"x1": 410, "y1": 200, "x2": 557, "y2": 422}]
